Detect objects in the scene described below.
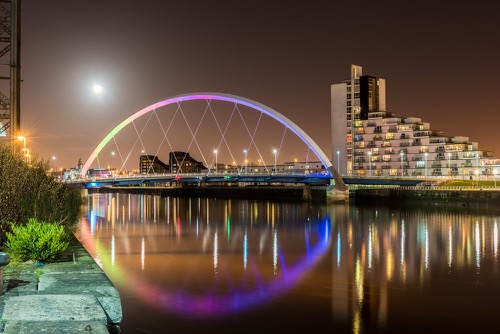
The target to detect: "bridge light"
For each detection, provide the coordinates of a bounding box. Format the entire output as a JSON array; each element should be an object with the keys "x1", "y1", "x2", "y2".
[{"x1": 273, "y1": 149, "x2": 277, "y2": 174}]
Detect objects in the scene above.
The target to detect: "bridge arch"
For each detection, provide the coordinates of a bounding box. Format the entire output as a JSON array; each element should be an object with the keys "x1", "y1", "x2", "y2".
[
  {"x1": 82, "y1": 92, "x2": 336, "y2": 177},
  {"x1": 81, "y1": 92, "x2": 348, "y2": 200}
]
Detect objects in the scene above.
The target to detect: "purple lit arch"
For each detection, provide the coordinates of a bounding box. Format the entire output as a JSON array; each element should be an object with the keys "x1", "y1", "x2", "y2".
[{"x1": 81, "y1": 92, "x2": 334, "y2": 177}]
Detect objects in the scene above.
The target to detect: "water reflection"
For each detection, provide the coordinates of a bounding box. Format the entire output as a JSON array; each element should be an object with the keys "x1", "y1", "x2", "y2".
[
  {"x1": 77, "y1": 193, "x2": 500, "y2": 333},
  {"x1": 79, "y1": 193, "x2": 331, "y2": 319}
]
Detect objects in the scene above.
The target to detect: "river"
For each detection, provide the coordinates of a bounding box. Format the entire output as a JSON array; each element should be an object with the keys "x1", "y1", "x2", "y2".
[{"x1": 76, "y1": 191, "x2": 500, "y2": 333}]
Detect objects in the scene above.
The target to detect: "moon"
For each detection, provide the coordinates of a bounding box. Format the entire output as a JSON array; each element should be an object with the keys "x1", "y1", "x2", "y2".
[{"x1": 92, "y1": 84, "x2": 103, "y2": 94}]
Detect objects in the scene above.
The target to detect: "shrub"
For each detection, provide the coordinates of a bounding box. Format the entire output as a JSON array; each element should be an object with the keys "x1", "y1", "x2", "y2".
[
  {"x1": 5, "y1": 218, "x2": 70, "y2": 263},
  {"x1": 0, "y1": 143, "x2": 82, "y2": 243}
]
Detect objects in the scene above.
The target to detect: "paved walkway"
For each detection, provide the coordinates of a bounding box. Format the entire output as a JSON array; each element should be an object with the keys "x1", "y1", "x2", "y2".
[{"x1": 0, "y1": 240, "x2": 122, "y2": 334}]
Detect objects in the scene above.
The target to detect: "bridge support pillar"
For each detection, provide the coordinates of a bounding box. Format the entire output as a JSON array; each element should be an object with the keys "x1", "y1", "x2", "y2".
[
  {"x1": 326, "y1": 166, "x2": 349, "y2": 203},
  {"x1": 302, "y1": 184, "x2": 312, "y2": 202},
  {"x1": 326, "y1": 186, "x2": 349, "y2": 203}
]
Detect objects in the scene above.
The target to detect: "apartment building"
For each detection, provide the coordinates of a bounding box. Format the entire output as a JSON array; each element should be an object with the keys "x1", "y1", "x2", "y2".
[{"x1": 331, "y1": 65, "x2": 498, "y2": 178}]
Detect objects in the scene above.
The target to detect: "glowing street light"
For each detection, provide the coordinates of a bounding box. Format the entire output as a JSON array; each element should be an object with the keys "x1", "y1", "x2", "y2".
[
  {"x1": 273, "y1": 149, "x2": 277, "y2": 174},
  {"x1": 243, "y1": 149, "x2": 248, "y2": 174},
  {"x1": 336, "y1": 150, "x2": 340, "y2": 175},
  {"x1": 17, "y1": 135, "x2": 29, "y2": 162},
  {"x1": 448, "y1": 153, "x2": 451, "y2": 177},
  {"x1": 111, "y1": 151, "x2": 116, "y2": 174},
  {"x1": 367, "y1": 151, "x2": 372, "y2": 177},
  {"x1": 213, "y1": 149, "x2": 218, "y2": 174},
  {"x1": 400, "y1": 152, "x2": 404, "y2": 176},
  {"x1": 424, "y1": 152, "x2": 428, "y2": 178},
  {"x1": 17, "y1": 135, "x2": 26, "y2": 149}
]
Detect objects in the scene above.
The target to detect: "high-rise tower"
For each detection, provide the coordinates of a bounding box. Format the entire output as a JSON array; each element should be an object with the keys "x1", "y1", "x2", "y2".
[{"x1": 331, "y1": 65, "x2": 386, "y2": 175}]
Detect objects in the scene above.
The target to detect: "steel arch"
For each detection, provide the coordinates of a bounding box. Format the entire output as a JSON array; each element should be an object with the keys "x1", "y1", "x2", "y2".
[{"x1": 81, "y1": 92, "x2": 333, "y2": 177}]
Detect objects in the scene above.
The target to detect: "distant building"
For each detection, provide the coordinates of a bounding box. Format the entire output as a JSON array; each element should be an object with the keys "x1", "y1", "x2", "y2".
[
  {"x1": 140, "y1": 155, "x2": 169, "y2": 174},
  {"x1": 331, "y1": 65, "x2": 498, "y2": 177},
  {"x1": 169, "y1": 151, "x2": 206, "y2": 173}
]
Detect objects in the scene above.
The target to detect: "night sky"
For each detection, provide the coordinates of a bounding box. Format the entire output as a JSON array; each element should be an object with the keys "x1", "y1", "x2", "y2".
[{"x1": 18, "y1": 0, "x2": 500, "y2": 169}]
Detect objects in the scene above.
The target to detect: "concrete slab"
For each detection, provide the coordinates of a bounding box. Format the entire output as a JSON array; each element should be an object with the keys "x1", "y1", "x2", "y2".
[
  {"x1": 1, "y1": 294, "x2": 107, "y2": 322},
  {"x1": 3, "y1": 321, "x2": 110, "y2": 334}
]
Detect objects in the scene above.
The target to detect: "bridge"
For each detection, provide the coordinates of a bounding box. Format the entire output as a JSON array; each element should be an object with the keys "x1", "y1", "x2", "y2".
[
  {"x1": 74, "y1": 92, "x2": 348, "y2": 202},
  {"x1": 69, "y1": 172, "x2": 332, "y2": 188}
]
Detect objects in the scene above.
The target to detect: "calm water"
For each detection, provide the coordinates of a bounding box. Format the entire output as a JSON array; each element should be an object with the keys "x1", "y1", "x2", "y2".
[{"x1": 77, "y1": 192, "x2": 500, "y2": 333}]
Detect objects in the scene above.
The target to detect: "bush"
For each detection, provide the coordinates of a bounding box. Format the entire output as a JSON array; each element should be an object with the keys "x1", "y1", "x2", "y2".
[
  {"x1": 5, "y1": 218, "x2": 70, "y2": 263},
  {"x1": 0, "y1": 143, "x2": 82, "y2": 243}
]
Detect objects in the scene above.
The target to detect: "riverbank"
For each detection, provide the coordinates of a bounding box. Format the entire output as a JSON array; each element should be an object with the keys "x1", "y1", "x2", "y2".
[
  {"x1": 87, "y1": 184, "x2": 500, "y2": 207},
  {"x1": 0, "y1": 236, "x2": 122, "y2": 334},
  {"x1": 351, "y1": 187, "x2": 500, "y2": 208}
]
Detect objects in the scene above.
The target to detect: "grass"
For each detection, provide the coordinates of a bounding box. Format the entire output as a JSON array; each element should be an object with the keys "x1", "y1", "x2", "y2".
[{"x1": 441, "y1": 180, "x2": 498, "y2": 187}]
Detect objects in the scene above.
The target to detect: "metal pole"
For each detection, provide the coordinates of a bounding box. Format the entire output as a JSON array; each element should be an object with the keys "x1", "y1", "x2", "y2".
[
  {"x1": 11, "y1": 0, "x2": 21, "y2": 139},
  {"x1": 273, "y1": 149, "x2": 277, "y2": 174},
  {"x1": 425, "y1": 152, "x2": 428, "y2": 177},
  {"x1": 214, "y1": 150, "x2": 217, "y2": 175},
  {"x1": 336, "y1": 150, "x2": 340, "y2": 175}
]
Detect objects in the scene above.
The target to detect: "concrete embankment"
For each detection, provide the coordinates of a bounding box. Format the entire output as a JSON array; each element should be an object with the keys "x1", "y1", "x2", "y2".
[
  {"x1": 89, "y1": 185, "x2": 500, "y2": 209},
  {"x1": 0, "y1": 237, "x2": 122, "y2": 334},
  {"x1": 351, "y1": 188, "x2": 500, "y2": 209}
]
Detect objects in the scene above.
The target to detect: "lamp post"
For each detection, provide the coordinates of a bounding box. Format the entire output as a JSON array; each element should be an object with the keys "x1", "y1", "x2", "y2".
[
  {"x1": 367, "y1": 151, "x2": 372, "y2": 177},
  {"x1": 273, "y1": 149, "x2": 277, "y2": 174},
  {"x1": 336, "y1": 150, "x2": 340, "y2": 175},
  {"x1": 243, "y1": 149, "x2": 247, "y2": 174},
  {"x1": 448, "y1": 153, "x2": 451, "y2": 177},
  {"x1": 476, "y1": 152, "x2": 480, "y2": 184},
  {"x1": 17, "y1": 135, "x2": 27, "y2": 160},
  {"x1": 424, "y1": 152, "x2": 428, "y2": 178},
  {"x1": 213, "y1": 149, "x2": 218, "y2": 175},
  {"x1": 111, "y1": 151, "x2": 115, "y2": 175},
  {"x1": 400, "y1": 152, "x2": 404, "y2": 176},
  {"x1": 17, "y1": 135, "x2": 26, "y2": 149}
]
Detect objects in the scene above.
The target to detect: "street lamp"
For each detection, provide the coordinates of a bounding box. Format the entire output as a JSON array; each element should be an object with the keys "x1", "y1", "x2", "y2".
[
  {"x1": 273, "y1": 149, "x2": 277, "y2": 174},
  {"x1": 336, "y1": 150, "x2": 340, "y2": 175},
  {"x1": 476, "y1": 152, "x2": 480, "y2": 183},
  {"x1": 243, "y1": 149, "x2": 247, "y2": 174},
  {"x1": 213, "y1": 149, "x2": 218, "y2": 175},
  {"x1": 448, "y1": 153, "x2": 451, "y2": 177},
  {"x1": 400, "y1": 152, "x2": 404, "y2": 176},
  {"x1": 367, "y1": 151, "x2": 372, "y2": 177},
  {"x1": 424, "y1": 152, "x2": 428, "y2": 178},
  {"x1": 17, "y1": 135, "x2": 27, "y2": 157},
  {"x1": 111, "y1": 151, "x2": 115, "y2": 174},
  {"x1": 17, "y1": 135, "x2": 26, "y2": 149}
]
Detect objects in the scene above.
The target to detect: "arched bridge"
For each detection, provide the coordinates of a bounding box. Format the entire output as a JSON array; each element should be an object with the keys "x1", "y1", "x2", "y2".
[{"x1": 78, "y1": 92, "x2": 348, "y2": 201}]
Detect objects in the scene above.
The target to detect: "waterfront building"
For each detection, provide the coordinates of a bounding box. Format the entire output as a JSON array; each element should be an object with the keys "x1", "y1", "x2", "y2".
[
  {"x1": 139, "y1": 155, "x2": 169, "y2": 174},
  {"x1": 331, "y1": 65, "x2": 498, "y2": 178},
  {"x1": 169, "y1": 151, "x2": 205, "y2": 173}
]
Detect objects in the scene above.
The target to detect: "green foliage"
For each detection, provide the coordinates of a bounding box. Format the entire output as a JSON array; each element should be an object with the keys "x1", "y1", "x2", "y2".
[
  {"x1": 5, "y1": 218, "x2": 70, "y2": 263},
  {"x1": 0, "y1": 143, "x2": 82, "y2": 243}
]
